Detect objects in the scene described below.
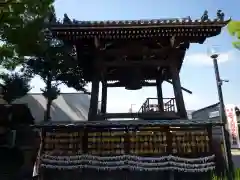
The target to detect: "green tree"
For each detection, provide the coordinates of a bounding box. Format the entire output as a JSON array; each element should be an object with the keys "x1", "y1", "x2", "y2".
[
  {"x1": 227, "y1": 20, "x2": 240, "y2": 50},
  {"x1": 0, "y1": 0, "x2": 57, "y2": 121},
  {"x1": 0, "y1": 1, "x2": 87, "y2": 121},
  {"x1": 24, "y1": 10, "x2": 87, "y2": 121},
  {"x1": 25, "y1": 39, "x2": 87, "y2": 121},
  {"x1": 0, "y1": 2, "x2": 56, "y2": 178},
  {"x1": 0, "y1": 72, "x2": 31, "y2": 104}
]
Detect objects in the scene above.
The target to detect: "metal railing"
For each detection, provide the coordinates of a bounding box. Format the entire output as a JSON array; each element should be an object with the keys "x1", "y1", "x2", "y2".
[{"x1": 138, "y1": 98, "x2": 176, "y2": 113}]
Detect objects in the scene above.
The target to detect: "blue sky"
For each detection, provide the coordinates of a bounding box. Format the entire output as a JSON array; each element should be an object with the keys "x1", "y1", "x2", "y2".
[{"x1": 30, "y1": 0, "x2": 240, "y2": 112}]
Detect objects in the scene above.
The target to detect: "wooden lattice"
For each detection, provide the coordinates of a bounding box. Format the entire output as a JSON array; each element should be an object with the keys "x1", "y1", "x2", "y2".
[
  {"x1": 172, "y1": 131, "x2": 209, "y2": 154},
  {"x1": 129, "y1": 128, "x2": 167, "y2": 155},
  {"x1": 88, "y1": 130, "x2": 125, "y2": 155},
  {"x1": 44, "y1": 131, "x2": 83, "y2": 155},
  {"x1": 42, "y1": 127, "x2": 211, "y2": 156}
]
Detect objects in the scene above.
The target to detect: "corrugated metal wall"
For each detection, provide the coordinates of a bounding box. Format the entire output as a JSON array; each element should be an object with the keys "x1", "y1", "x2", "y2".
[
  {"x1": 13, "y1": 93, "x2": 91, "y2": 123},
  {"x1": 192, "y1": 103, "x2": 222, "y2": 141}
]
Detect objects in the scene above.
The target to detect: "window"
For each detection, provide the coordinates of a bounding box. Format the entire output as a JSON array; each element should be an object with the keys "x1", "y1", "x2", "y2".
[{"x1": 208, "y1": 110, "x2": 220, "y2": 118}]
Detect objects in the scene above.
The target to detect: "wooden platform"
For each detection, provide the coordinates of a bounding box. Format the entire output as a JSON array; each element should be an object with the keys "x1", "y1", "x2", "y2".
[{"x1": 98, "y1": 111, "x2": 181, "y2": 120}]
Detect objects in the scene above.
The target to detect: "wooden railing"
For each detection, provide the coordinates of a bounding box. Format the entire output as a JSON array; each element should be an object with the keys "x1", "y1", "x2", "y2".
[
  {"x1": 164, "y1": 98, "x2": 175, "y2": 112},
  {"x1": 138, "y1": 98, "x2": 176, "y2": 113}
]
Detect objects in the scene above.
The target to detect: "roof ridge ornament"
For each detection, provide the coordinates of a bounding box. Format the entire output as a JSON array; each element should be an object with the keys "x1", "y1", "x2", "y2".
[
  {"x1": 216, "y1": 10, "x2": 224, "y2": 21},
  {"x1": 63, "y1": 13, "x2": 72, "y2": 24},
  {"x1": 201, "y1": 10, "x2": 209, "y2": 22}
]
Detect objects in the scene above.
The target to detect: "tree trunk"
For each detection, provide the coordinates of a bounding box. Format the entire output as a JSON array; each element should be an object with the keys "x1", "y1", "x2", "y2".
[
  {"x1": 44, "y1": 73, "x2": 52, "y2": 122},
  {"x1": 44, "y1": 99, "x2": 52, "y2": 122}
]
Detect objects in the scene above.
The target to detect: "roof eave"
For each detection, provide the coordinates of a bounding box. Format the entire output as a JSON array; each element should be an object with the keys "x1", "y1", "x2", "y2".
[{"x1": 50, "y1": 19, "x2": 231, "y2": 30}]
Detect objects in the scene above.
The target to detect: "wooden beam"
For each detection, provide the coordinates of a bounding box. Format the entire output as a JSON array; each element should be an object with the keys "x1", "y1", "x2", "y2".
[
  {"x1": 107, "y1": 81, "x2": 156, "y2": 87},
  {"x1": 156, "y1": 77, "x2": 164, "y2": 111},
  {"x1": 101, "y1": 80, "x2": 107, "y2": 114},
  {"x1": 107, "y1": 80, "x2": 192, "y2": 95},
  {"x1": 166, "y1": 80, "x2": 192, "y2": 94},
  {"x1": 104, "y1": 59, "x2": 174, "y2": 67},
  {"x1": 104, "y1": 47, "x2": 171, "y2": 57},
  {"x1": 170, "y1": 67, "x2": 187, "y2": 119},
  {"x1": 88, "y1": 38, "x2": 101, "y2": 121},
  {"x1": 88, "y1": 77, "x2": 100, "y2": 121},
  {"x1": 98, "y1": 112, "x2": 180, "y2": 120}
]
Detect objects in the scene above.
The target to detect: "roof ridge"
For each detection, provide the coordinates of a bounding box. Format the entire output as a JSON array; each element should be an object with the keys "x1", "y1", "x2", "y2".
[{"x1": 51, "y1": 18, "x2": 231, "y2": 27}]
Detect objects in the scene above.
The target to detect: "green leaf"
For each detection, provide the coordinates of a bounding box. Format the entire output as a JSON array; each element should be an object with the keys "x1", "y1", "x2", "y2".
[
  {"x1": 227, "y1": 21, "x2": 240, "y2": 50},
  {"x1": 232, "y1": 41, "x2": 240, "y2": 50},
  {"x1": 227, "y1": 21, "x2": 240, "y2": 36}
]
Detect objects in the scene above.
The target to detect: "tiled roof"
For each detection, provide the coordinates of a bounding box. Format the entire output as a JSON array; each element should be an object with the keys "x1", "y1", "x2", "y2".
[
  {"x1": 192, "y1": 103, "x2": 220, "y2": 115},
  {"x1": 52, "y1": 18, "x2": 230, "y2": 28},
  {"x1": 51, "y1": 17, "x2": 230, "y2": 41}
]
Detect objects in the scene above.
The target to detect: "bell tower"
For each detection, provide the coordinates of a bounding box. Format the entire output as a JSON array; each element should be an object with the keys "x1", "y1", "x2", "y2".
[{"x1": 50, "y1": 14, "x2": 230, "y2": 121}]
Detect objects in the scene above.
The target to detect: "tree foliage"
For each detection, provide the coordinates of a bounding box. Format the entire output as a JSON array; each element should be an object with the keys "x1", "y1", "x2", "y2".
[
  {"x1": 24, "y1": 10, "x2": 88, "y2": 92},
  {"x1": 24, "y1": 38, "x2": 88, "y2": 121},
  {"x1": 22, "y1": 9, "x2": 88, "y2": 121},
  {"x1": 227, "y1": 20, "x2": 240, "y2": 50},
  {"x1": 0, "y1": 1, "x2": 88, "y2": 122},
  {"x1": 0, "y1": 0, "x2": 54, "y2": 69},
  {"x1": 0, "y1": 72, "x2": 31, "y2": 104},
  {"x1": 0, "y1": 0, "x2": 87, "y2": 92}
]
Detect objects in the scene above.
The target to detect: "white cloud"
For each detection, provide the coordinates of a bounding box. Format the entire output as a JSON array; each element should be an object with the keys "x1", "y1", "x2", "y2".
[
  {"x1": 183, "y1": 94, "x2": 213, "y2": 111},
  {"x1": 184, "y1": 51, "x2": 233, "y2": 66}
]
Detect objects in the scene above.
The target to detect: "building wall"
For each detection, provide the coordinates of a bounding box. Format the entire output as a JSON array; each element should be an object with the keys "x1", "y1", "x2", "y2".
[
  {"x1": 192, "y1": 103, "x2": 220, "y2": 120},
  {"x1": 13, "y1": 93, "x2": 91, "y2": 123},
  {"x1": 192, "y1": 103, "x2": 222, "y2": 140}
]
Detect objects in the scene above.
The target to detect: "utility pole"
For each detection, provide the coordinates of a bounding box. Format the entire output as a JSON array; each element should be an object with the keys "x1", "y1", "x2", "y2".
[
  {"x1": 210, "y1": 52, "x2": 234, "y2": 180},
  {"x1": 129, "y1": 104, "x2": 136, "y2": 120}
]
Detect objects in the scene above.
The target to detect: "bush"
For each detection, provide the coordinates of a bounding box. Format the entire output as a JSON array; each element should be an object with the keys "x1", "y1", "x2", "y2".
[{"x1": 0, "y1": 72, "x2": 31, "y2": 104}]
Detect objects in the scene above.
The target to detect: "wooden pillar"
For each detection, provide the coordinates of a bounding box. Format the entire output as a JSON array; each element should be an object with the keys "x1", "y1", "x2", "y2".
[
  {"x1": 88, "y1": 76, "x2": 100, "y2": 121},
  {"x1": 88, "y1": 36, "x2": 101, "y2": 121},
  {"x1": 101, "y1": 80, "x2": 107, "y2": 114},
  {"x1": 170, "y1": 67, "x2": 187, "y2": 119},
  {"x1": 156, "y1": 77, "x2": 164, "y2": 111}
]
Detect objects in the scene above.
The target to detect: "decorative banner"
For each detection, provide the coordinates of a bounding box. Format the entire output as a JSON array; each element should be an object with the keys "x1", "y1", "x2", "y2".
[{"x1": 226, "y1": 104, "x2": 240, "y2": 148}]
